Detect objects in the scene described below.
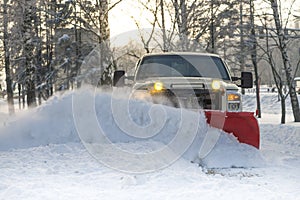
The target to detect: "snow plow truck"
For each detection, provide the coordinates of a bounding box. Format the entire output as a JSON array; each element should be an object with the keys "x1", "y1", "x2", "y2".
[{"x1": 113, "y1": 52, "x2": 260, "y2": 149}]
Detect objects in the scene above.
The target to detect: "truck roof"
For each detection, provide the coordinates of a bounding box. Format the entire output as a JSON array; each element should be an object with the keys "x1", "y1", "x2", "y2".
[{"x1": 143, "y1": 52, "x2": 221, "y2": 58}]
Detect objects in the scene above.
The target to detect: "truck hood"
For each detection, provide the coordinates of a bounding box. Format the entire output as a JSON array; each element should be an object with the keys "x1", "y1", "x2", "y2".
[{"x1": 133, "y1": 77, "x2": 239, "y2": 91}]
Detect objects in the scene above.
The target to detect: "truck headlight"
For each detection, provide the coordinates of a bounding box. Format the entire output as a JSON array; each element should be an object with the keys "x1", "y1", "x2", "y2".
[
  {"x1": 150, "y1": 82, "x2": 164, "y2": 94},
  {"x1": 154, "y1": 82, "x2": 164, "y2": 91},
  {"x1": 212, "y1": 80, "x2": 221, "y2": 90}
]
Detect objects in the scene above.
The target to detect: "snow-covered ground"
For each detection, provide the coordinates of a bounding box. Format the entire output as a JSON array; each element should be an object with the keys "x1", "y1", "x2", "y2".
[{"x1": 0, "y1": 88, "x2": 299, "y2": 200}]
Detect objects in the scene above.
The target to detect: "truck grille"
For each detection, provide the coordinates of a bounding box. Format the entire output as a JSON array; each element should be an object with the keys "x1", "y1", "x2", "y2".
[{"x1": 165, "y1": 89, "x2": 222, "y2": 110}]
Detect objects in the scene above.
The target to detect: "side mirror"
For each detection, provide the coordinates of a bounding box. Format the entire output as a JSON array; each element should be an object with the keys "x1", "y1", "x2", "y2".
[
  {"x1": 241, "y1": 72, "x2": 253, "y2": 88},
  {"x1": 113, "y1": 70, "x2": 125, "y2": 87},
  {"x1": 232, "y1": 72, "x2": 253, "y2": 88}
]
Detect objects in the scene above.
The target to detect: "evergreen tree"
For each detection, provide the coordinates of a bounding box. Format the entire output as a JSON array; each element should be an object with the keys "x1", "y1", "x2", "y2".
[{"x1": 1, "y1": 0, "x2": 15, "y2": 114}]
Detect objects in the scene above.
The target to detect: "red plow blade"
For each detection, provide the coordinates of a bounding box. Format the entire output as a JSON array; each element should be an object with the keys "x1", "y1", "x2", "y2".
[{"x1": 204, "y1": 111, "x2": 260, "y2": 149}]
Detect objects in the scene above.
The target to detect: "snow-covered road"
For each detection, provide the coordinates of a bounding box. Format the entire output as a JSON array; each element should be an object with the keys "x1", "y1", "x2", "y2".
[{"x1": 0, "y1": 137, "x2": 299, "y2": 200}]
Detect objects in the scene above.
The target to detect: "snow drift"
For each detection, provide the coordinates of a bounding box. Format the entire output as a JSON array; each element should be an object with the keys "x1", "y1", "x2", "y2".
[{"x1": 0, "y1": 87, "x2": 264, "y2": 169}]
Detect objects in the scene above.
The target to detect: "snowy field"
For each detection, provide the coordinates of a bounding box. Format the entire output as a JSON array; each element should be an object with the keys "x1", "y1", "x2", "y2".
[{"x1": 0, "y1": 88, "x2": 299, "y2": 200}]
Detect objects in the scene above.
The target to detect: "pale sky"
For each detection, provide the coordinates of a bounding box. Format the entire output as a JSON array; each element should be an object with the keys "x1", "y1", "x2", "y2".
[{"x1": 109, "y1": 0, "x2": 154, "y2": 37}]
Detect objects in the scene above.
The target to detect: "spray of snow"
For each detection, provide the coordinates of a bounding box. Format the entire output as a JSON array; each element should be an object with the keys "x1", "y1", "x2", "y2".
[{"x1": 0, "y1": 87, "x2": 264, "y2": 170}]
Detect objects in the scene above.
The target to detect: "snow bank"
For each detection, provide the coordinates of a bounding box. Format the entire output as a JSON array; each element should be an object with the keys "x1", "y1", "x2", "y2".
[
  {"x1": 0, "y1": 87, "x2": 265, "y2": 169},
  {"x1": 243, "y1": 93, "x2": 300, "y2": 115},
  {"x1": 0, "y1": 92, "x2": 79, "y2": 150}
]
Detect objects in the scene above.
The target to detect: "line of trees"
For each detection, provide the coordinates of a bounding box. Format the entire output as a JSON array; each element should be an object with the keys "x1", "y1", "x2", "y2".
[
  {"x1": 0, "y1": 0, "x2": 118, "y2": 114},
  {"x1": 0, "y1": 0, "x2": 299, "y2": 122},
  {"x1": 115, "y1": 0, "x2": 300, "y2": 123}
]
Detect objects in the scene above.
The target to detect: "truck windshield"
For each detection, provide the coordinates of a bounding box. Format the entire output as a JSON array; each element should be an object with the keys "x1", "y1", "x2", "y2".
[{"x1": 136, "y1": 54, "x2": 230, "y2": 81}]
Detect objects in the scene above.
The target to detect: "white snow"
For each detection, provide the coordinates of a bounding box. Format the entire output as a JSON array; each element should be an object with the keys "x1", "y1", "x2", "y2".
[{"x1": 0, "y1": 88, "x2": 299, "y2": 199}]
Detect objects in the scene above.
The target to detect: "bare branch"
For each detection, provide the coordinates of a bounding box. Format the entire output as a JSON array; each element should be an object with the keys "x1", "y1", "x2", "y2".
[{"x1": 108, "y1": 0, "x2": 123, "y2": 11}]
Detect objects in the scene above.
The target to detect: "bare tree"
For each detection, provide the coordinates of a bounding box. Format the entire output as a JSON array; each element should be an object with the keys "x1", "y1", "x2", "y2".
[
  {"x1": 258, "y1": 0, "x2": 300, "y2": 123},
  {"x1": 76, "y1": 0, "x2": 121, "y2": 85},
  {"x1": 130, "y1": 0, "x2": 161, "y2": 53},
  {"x1": 260, "y1": 19, "x2": 287, "y2": 123},
  {"x1": 269, "y1": 0, "x2": 300, "y2": 122}
]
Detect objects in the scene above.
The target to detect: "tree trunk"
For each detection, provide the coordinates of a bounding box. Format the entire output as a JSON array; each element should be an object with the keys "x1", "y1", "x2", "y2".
[
  {"x1": 239, "y1": 1, "x2": 245, "y2": 95},
  {"x1": 160, "y1": 0, "x2": 168, "y2": 52},
  {"x1": 209, "y1": 0, "x2": 215, "y2": 53},
  {"x1": 98, "y1": 0, "x2": 112, "y2": 85},
  {"x1": 3, "y1": 0, "x2": 15, "y2": 115},
  {"x1": 173, "y1": 0, "x2": 189, "y2": 51},
  {"x1": 280, "y1": 93, "x2": 286, "y2": 124},
  {"x1": 23, "y1": 1, "x2": 37, "y2": 107},
  {"x1": 46, "y1": 0, "x2": 54, "y2": 97},
  {"x1": 250, "y1": 0, "x2": 261, "y2": 118}
]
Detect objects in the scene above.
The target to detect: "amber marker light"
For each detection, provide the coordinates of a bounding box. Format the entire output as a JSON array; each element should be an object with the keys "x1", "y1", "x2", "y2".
[{"x1": 227, "y1": 93, "x2": 240, "y2": 101}]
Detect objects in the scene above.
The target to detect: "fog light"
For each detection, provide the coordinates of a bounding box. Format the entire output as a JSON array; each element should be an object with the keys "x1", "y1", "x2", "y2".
[{"x1": 228, "y1": 103, "x2": 240, "y2": 111}]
